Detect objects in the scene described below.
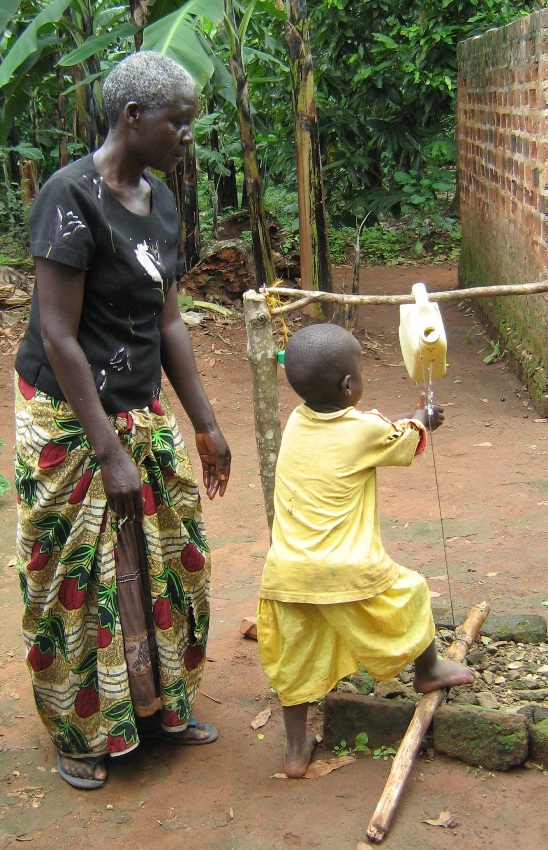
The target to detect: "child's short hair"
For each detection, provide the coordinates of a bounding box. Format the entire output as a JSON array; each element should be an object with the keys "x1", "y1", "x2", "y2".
[{"x1": 284, "y1": 324, "x2": 361, "y2": 402}]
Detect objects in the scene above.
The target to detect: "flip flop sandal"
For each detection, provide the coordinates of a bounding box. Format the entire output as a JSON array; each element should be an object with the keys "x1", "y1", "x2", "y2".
[
  {"x1": 179, "y1": 717, "x2": 218, "y2": 745},
  {"x1": 141, "y1": 717, "x2": 219, "y2": 746},
  {"x1": 57, "y1": 752, "x2": 107, "y2": 790}
]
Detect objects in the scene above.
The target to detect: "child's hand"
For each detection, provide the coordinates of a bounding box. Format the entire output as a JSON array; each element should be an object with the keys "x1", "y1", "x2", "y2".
[{"x1": 413, "y1": 391, "x2": 445, "y2": 430}]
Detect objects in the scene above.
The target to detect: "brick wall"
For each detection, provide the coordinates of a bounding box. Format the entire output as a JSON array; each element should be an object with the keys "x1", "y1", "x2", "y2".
[{"x1": 457, "y1": 10, "x2": 548, "y2": 414}]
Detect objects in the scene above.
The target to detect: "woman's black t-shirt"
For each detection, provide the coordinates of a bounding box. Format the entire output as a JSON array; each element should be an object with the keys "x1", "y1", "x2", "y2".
[{"x1": 15, "y1": 153, "x2": 185, "y2": 413}]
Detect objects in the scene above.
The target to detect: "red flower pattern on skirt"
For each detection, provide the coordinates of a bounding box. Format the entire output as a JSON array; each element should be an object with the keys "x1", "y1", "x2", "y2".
[{"x1": 181, "y1": 543, "x2": 205, "y2": 572}]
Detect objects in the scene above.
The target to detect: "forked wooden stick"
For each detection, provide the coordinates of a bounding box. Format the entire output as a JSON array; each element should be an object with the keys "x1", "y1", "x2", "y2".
[{"x1": 365, "y1": 600, "x2": 490, "y2": 844}]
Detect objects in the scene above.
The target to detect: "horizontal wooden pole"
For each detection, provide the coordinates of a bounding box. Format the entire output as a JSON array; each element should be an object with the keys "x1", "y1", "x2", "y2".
[{"x1": 261, "y1": 280, "x2": 548, "y2": 316}]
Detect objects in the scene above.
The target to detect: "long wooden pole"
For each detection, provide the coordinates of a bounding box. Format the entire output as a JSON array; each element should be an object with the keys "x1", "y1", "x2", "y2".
[
  {"x1": 243, "y1": 290, "x2": 281, "y2": 533},
  {"x1": 365, "y1": 600, "x2": 490, "y2": 844},
  {"x1": 261, "y1": 280, "x2": 548, "y2": 315}
]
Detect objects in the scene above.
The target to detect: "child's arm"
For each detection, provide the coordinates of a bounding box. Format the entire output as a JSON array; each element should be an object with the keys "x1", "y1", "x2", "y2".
[{"x1": 390, "y1": 391, "x2": 445, "y2": 431}]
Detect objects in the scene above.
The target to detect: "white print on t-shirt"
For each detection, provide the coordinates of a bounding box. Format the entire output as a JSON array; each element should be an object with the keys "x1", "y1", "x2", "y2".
[
  {"x1": 134, "y1": 240, "x2": 164, "y2": 284},
  {"x1": 51, "y1": 205, "x2": 86, "y2": 247}
]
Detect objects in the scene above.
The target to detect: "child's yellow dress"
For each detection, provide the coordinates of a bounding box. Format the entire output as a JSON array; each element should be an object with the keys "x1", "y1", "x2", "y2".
[{"x1": 257, "y1": 405, "x2": 435, "y2": 706}]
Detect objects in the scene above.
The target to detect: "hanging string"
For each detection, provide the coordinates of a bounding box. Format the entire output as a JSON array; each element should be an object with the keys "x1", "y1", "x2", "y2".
[{"x1": 420, "y1": 358, "x2": 457, "y2": 631}]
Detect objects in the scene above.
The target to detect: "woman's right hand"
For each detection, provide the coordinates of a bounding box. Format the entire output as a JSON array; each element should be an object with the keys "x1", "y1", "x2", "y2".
[{"x1": 100, "y1": 444, "x2": 144, "y2": 522}]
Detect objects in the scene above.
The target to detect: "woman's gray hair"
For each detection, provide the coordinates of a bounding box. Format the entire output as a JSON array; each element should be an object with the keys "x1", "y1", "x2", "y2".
[{"x1": 102, "y1": 51, "x2": 196, "y2": 127}]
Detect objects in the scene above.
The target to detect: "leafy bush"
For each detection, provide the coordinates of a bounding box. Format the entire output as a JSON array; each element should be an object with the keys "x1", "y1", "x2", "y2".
[
  {"x1": 0, "y1": 439, "x2": 11, "y2": 499},
  {"x1": 327, "y1": 217, "x2": 460, "y2": 266}
]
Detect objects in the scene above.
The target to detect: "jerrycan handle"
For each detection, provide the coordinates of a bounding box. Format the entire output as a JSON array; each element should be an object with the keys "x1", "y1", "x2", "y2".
[
  {"x1": 411, "y1": 282, "x2": 440, "y2": 344},
  {"x1": 411, "y1": 282, "x2": 429, "y2": 307}
]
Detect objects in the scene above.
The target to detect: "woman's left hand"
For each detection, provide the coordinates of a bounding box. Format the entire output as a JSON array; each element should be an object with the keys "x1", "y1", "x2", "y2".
[{"x1": 195, "y1": 428, "x2": 231, "y2": 499}]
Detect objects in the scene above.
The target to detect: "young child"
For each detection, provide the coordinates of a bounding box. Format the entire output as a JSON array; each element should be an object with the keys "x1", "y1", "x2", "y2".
[{"x1": 257, "y1": 323, "x2": 474, "y2": 779}]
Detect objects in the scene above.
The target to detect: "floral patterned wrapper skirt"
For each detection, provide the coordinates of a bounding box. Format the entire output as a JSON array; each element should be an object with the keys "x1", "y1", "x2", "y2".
[{"x1": 14, "y1": 375, "x2": 211, "y2": 758}]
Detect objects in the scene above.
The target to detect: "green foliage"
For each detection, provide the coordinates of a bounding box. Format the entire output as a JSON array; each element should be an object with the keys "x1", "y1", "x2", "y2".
[
  {"x1": 2, "y1": 0, "x2": 544, "y2": 266},
  {"x1": 0, "y1": 159, "x2": 29, "y2": 236},
  {"x1": 480, "y1": 339, "x2": 504, "y2": 363},
  {"x1": 392, "y1": 166, "x2": 455, "y2": 214},
  {"x1": 142, "y1": 0, "x2": 224, "y2": 92},
  {"x1": 177, "y1": 292, "x2": 196, "y2": 313},
  {"x1": 307, "y1": 0, "x2": 541, "y2": 224},
  {"x1": 373, "y1": 745, "x2": 397, "y2": 760},
  {"x1": 327, "y1": 218, "x2": 460, "y2": 266},
  {"x1": 333, "y1": 731, "x2": 371, "y2": 757},
  {"x1": 0, "y1": 439, "x2": 11, "y2": 500}
]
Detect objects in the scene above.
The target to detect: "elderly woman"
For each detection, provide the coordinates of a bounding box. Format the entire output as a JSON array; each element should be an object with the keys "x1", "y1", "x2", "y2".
[{"x1": 14, "y1": 51, "x2": 231, "y2": 789}]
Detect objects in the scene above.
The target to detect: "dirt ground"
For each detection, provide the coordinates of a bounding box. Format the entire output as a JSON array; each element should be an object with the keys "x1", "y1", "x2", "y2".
[{"x1": 0, "y1": 264, "x2": 547, "y2": 850}]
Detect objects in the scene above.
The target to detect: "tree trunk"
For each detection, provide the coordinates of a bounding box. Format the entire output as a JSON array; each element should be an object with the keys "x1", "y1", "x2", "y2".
[
  {"x1": 218, "y1": 159, "x2": 238, "y2": 211},
  {"x1": 168, "y1": 143, "x2": 202, "y2": 273},
  {"x1": 225, "y1": 1, "x2": 276, "y2": 288},
  {"x1": 285, "y1": 0, "x2": 332, "y2": 302},
  {"x1": 84, "y1": 33, "x2": 104, "y2": 146},
  {"x1": 5, "y1": 123, "x2": 20, "y2": 189},
  {"x1": 129, "y1": 0, "x2": 148, "y2": 49},
  {"x1": 56, "y1": 61, "x2": 68, "y2": 168}
]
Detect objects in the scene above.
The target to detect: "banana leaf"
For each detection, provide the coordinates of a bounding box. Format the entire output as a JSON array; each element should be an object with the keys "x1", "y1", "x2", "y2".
[
  {"x1": 0, "y1": 0, "x2": 21, "y2": 37},
  {"x1": 0, "y1": 0, "x2": 73, "y2": 89},
  {"x1": 57, "y1": 22, "x2": 138, "y2": 66},
  {"x1": 142, "y1": 0, "x2": 224, "y2": 92}
]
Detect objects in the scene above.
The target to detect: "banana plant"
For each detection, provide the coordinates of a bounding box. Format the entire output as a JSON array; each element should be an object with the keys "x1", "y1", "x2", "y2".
[
  {"x1": 285, "y1": 0, "x2": 332, "y2": 302},
  {"x1": 224, "y1": 0, "x2": 275, "y2": 287}
]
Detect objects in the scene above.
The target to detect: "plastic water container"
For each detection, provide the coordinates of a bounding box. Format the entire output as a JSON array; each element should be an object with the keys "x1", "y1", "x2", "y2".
[{"x1": 399, "y1": 282, "x2": 447, "y2": 382}]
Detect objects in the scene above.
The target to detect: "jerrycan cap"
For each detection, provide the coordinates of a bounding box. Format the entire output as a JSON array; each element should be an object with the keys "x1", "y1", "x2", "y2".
[{"x1": 421, "y1": 325, "x2": 440, "y2": 345}]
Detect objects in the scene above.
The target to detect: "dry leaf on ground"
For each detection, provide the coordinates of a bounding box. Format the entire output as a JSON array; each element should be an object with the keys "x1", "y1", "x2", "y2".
[
  {"x1": 271, "y1": 754, "x2": 355, "y2": 780},
  {"x1": 251, "y1": 707, "x2": 271, "y2": 730},
  {"x1": 422, "y1": 810, "x2": 459, "y2": 828}
]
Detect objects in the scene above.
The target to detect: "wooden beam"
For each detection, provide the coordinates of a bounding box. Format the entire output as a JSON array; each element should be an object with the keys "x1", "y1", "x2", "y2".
[{"x1": 260, "y1": 280, "x2": 548, "y2": 316}]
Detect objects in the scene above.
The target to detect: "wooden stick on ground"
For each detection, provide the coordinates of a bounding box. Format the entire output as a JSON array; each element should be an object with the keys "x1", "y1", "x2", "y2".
[{"x1": 365, "y1": 600, "x2": 490, "y2": 844}]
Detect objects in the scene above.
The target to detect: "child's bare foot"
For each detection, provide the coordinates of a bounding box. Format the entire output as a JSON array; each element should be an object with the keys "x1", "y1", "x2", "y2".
[
  {"x1": 284, "y1": 735, "x2": 318, "y2": 779},
  {"x1": 413, "y1": 657, "x2": 474, "y2": 694}
]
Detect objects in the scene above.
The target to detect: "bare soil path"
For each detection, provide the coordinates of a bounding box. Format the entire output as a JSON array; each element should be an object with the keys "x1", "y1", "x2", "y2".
[{"x1": 0, "y1": 264, "x2": 546, "y2": 850}]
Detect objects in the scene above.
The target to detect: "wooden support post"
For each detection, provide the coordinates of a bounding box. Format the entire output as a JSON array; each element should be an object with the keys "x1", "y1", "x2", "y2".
[
  {"x1": 365, "y1": 600, "x2": 490, "y2": 844},
  {"x1": 243, "y1": 290, "x2": 282, "y2": 533}
]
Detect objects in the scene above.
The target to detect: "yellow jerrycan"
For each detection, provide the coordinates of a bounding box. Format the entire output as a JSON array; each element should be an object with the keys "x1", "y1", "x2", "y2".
[{"x1": 398, "y1": 282, "x2": 447, "y2": 382}]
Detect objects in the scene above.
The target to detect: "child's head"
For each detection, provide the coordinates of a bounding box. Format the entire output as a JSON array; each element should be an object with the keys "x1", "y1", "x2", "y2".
[{"x1": 284, "y1": 324, "x2": 363, "y2": 409}]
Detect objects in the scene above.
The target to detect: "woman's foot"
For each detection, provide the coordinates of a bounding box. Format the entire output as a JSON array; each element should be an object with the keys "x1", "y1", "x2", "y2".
[
  {"x1": 413, "y1": 657, "x2": 475, "y2": 693},
  {"x1": 168, "y1": 718, "x2": 218, "y2": 744},
  {"x1": 57, "y1": 752, "x2": 107, "y2": 789},
  {"x1": 138, "y1": 717, "x2": 218, "y2": 745},
  {"x1": 284, "y1": 735, "x2": 318, "y2": 779}
]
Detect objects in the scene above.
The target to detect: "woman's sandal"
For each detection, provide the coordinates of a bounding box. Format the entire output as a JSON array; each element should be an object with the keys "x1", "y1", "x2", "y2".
[
  {"x1": 141, "y1": 716, "x2": 218, "y2": 746},
  {"x1": 57, "y1": 752, "x2": 107, "y2": 790}
]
